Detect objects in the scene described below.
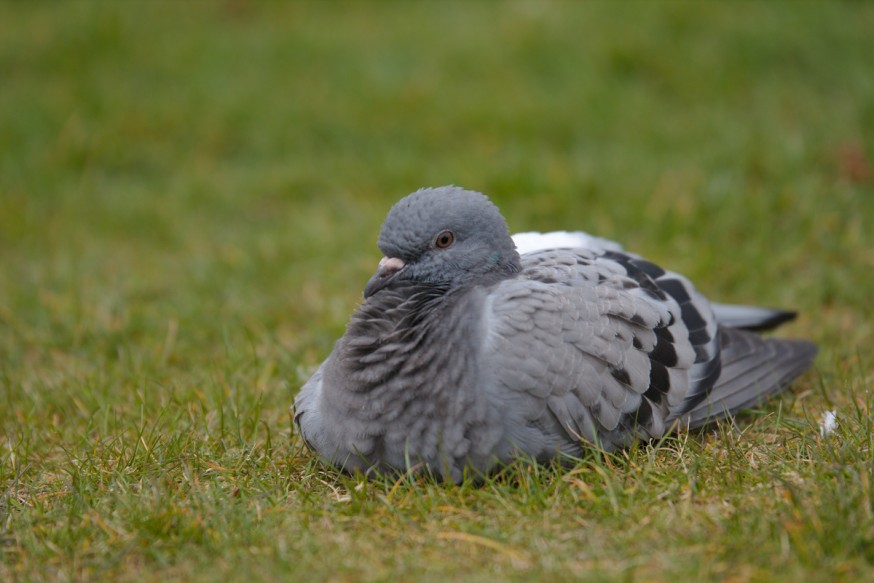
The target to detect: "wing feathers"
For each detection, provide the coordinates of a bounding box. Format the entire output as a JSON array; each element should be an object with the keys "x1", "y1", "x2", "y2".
[
  {"x1": 678, "y1": 328, "x2": 817, "y2": 427},
  {"x1": 485, "y1": 247, "x2": 815, "y2": 452}
]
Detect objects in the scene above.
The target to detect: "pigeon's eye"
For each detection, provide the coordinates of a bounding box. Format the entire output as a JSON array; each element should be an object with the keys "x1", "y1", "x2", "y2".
[{"x1": 434, "y1": 230, "x2": 455, "y2": 249}]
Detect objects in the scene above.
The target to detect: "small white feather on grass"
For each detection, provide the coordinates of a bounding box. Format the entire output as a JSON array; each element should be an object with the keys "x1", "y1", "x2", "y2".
[{"x1": 819, "y1": 410, "x2": 838, "y2": 437}]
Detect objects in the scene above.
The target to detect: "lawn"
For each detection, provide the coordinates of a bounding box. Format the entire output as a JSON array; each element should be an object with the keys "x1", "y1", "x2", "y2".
[{"x1": 2, "y1": 1, "x2": 873, "y2": 581}]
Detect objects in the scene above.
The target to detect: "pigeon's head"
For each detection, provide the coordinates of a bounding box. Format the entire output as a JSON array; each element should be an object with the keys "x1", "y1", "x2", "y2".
[{"x1": 364, "y1": 186, "x2": 522, "y2": 298}]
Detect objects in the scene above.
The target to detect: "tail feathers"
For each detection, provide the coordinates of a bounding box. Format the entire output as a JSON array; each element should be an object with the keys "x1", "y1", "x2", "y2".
[
  {"x1": 710, "y1": 303, "x2": 798, "y2": 332},
  {"x1": 679, "y1": 327, "x2": 818, "y2": 429}
]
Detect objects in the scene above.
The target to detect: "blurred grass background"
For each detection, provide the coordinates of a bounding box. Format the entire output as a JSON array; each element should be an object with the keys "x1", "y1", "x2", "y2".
[{"x1": 1, "y1": 1, "x2": 873, "y2": 581}]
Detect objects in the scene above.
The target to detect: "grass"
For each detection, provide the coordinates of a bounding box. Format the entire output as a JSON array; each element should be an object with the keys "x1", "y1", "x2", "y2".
[{"x1": 1, "y1": 1, "x2": 873, "y2": 581}]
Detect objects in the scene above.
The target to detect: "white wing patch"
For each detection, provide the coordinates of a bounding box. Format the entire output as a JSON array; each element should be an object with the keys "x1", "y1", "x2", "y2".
[{"x1": 512, "y1": 231, "x2": 624, "y2": 255}]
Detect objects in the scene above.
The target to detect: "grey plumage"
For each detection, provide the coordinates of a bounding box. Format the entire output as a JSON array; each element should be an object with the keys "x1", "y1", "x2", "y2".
[{"x1": 294, "y1": 186, "x2": 818, "y2": 481}]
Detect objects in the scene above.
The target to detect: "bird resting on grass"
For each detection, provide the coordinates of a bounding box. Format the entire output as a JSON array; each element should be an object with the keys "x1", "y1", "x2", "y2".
[{"x1": 294, "y1": 186, "x2": 817, "y2": 482}]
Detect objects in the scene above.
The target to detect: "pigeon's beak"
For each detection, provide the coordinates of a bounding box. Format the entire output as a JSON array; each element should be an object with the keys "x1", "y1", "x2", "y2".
[{"x1": 364, "y1": 256, "x2": 406, "y2": 298}]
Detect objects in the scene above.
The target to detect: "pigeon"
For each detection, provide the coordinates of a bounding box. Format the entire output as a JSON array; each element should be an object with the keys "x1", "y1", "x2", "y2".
[{"x1": 294, "y1": 186, "x2": 817, "y2": 482}]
